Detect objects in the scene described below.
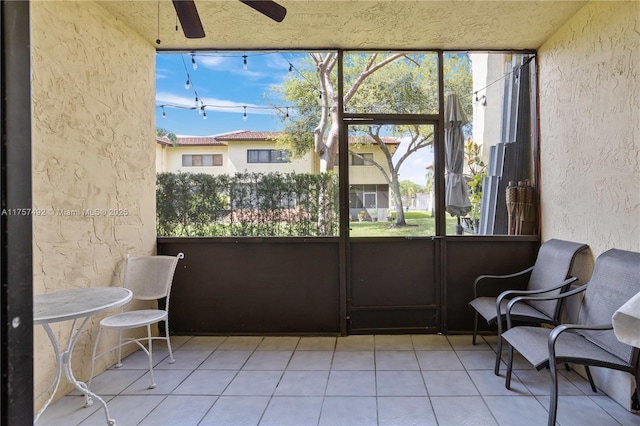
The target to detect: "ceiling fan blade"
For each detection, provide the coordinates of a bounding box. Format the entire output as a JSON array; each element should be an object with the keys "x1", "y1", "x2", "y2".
[
  {"x1": 172, "y1": 0, "x2": 206, "y2": 39},
  {"x1": 239, "y1": 1, "x2": 287, "y2": 23}
]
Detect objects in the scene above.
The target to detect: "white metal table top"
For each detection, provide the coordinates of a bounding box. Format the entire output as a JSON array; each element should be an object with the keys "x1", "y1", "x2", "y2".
[{"x1": 34, "y1": 287, "x2": 133, "y2": 324}]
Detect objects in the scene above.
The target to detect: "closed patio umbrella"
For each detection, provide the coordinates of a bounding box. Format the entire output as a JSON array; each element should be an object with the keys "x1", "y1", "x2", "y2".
[{"x1": 444, "y1": 93, "x2": 471, "y2": 234}]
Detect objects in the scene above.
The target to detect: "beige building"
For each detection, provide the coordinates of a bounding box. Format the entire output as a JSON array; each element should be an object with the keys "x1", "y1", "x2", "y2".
[{"x1": 157, "y1": 130, "x2": 400, "y2": 218}]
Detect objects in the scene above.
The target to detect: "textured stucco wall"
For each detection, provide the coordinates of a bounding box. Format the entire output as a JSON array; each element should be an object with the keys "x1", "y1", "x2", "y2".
[
  {"x1": 539, "y1": 1, "x2": 639, "y2": 254},
  {"x1": 538, "y1": 0, "x2": 639, "y2": 408},
  {"x1": 31, "y1": 1, "x2": 156, "y2": 405}
]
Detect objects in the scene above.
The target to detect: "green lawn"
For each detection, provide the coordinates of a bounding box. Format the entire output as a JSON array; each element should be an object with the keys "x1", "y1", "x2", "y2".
[{"x1": 349, "y1": 211, "x2": 460, "y2": 237}]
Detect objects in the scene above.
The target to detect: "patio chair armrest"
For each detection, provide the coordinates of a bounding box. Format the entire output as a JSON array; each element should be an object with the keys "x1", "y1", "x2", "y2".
[
  {"x1": 473, "y1": 266, "x2": 535, "y2": 298},
  {"x1": 548, "y1": 323, "x2": 614, "y2": 361},
  {"x1": 505, "y1": 278, "x2": 586, "y2": 328},
  {"x1": 496, "y1": 276, "x2": 578, "y2": 318}
]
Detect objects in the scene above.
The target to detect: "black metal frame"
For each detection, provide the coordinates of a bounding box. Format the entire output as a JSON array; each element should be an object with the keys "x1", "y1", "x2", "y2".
[{"x1": 1, "y1": 1, "x2": 34, "y2": 424}]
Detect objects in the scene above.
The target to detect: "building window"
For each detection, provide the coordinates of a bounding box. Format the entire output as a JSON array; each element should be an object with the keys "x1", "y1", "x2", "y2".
[
  {"x1": 182, "y1": 154, "x2": 222, "y2": 167},
  {"x1": 349, "y1": 185, "x2": 378, "y2": 209},
  {"x1": 351, "y1": 153, "x2": 374, "y2": 166},
  {"x1": 247, "y1": 149, "x2": 290, "y2": 164}
]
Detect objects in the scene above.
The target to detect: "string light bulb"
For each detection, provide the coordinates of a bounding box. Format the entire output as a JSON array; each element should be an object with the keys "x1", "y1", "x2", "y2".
[
  {"x1": 191, "y1": 53, "x2": 197, "y2": 70},
  {"x1": 185, "y1": 78, "x2": 190, "y2": 90},
  {"x1": 288, "y1": 63, "x2": 293, "y2": 72},
  {"x1": 243, "y1": 106, "x2": 247, "y2": 121},
  {"x1": 161, "y1": 106, "x2": 166, "y2": 119},
  {"x1": 242, "y1": 55, "x2": 248, "y2": 71},
  {"x1": 201, "y1": 106, "x2": 207, "y2": 120},
  {"x1": 285, "y1": 107, "x2": 290, "y2": 120}
]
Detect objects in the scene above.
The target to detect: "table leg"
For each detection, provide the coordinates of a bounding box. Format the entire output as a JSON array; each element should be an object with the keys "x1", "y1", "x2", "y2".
[
  {"x1": 34, "y1": 323, "x2": 63, "y2": 423},
  {"x1": 36, "y1": 318, "x2": 117, "y2": 426}
]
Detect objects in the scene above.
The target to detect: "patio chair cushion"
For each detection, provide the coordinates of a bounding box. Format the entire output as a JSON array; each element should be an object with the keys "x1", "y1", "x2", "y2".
[
  {"x1": 503, "y1": 326, "x2": 631, "y2": 371},
  {"x1": 523, "y1": 239, "x2": 589, "y2": 318},
  {"x1": 470, "y1": 296, "x2": 554, "y2": 325}
]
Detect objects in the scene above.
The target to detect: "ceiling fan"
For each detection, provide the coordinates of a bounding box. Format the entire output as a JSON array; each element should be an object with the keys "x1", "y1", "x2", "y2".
[{"x1": 172, "y1": 0, "x2": 287, "y2": 39}]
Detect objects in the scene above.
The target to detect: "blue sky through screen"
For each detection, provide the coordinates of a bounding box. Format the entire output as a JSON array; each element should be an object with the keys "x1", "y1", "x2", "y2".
[
  {"x1": 156, "y1": 52, "x2": 305, "y2": 136},
  {"x1": 156, "y1": 51, "x2": 434, "y2": 185}
]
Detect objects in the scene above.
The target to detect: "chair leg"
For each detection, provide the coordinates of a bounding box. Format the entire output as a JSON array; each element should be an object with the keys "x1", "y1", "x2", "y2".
[
  {"x1": 584, "y1": 366, "x2": 597, "y2": 393},
  {"x1": 165, "y1": 319, "x2": 175, "y2": 364},
  {"x1": 505, "y1": 344, "x2": 514, "y2": 390},
  {"x1": 115, "y1": 330, "x2": 123, "y2": 368},
  {"x1": 146, "y1": 324, "x2": 156, "y2": 389},
  {"x1": 548, "y1": 362, "x2": 559, "y2": 426},
  {"x1": 85, "y1": 326, "x2": 103, "y2": 407},
  {"x1": 472, "y1": 311, "x2": 478, "y2": 345},
  {"x1": 494, "y1": 318, "x2": 503, "y2": 376}
]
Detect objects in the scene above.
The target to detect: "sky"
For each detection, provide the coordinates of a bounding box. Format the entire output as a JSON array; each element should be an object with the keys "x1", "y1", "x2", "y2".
[
  {"x1": 155, "y1": 51, "x2": 434, "y2": 185},
  {"x1": 156, "y1": 51, "x2": 300, "y2": 136}
]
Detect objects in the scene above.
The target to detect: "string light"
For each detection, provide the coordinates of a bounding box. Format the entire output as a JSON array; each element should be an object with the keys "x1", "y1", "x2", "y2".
[
  {"x1": 472, "y1": 54, "x2": 535, "y2": 102},
  {"x1": 156, "y1": 103, "x2": 321, "y2": 121},
  {"x1": 162, "y1": 52, "x2": 326, "y2": 122}
]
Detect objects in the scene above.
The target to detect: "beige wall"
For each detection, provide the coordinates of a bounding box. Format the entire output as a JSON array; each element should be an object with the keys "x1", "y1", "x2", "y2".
[
  {"x1": 348, "y1": 148, "x2": 392, "y2": 185},
  {"x1": 227, "y1": 141, "x2": 315, "y2": 174},
  {"x1": 538, "y1": 0, "x2": 639, "y2": 408},
  {"x1": 31, "y1": 0, "x2": 156, "y2": 406}
]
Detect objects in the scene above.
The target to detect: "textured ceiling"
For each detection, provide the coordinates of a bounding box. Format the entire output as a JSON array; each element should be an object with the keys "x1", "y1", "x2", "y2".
[{"x1": 97, "y1": 0, "x2": 587, "y2": 51}]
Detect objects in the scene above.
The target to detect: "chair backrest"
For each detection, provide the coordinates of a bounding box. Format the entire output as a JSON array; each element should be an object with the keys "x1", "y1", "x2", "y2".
[
  {"x1": 526, "y1": 239, "x2": 588, "y2": 318},
  {"x1": 576, "y1": 249, "x2": 640, "y2": 363},
  {"x1": 123, "y1": 253, "x2": 183, "y2": 302}
]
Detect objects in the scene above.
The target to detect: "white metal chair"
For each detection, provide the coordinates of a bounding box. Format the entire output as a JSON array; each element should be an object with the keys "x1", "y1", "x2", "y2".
[{"x1": 87, "y1": 253, "x2": 184, "y2": 394}]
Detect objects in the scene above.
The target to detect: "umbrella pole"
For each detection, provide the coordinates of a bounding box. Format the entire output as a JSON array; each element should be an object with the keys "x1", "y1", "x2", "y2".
[{"x1": 456, "y1": 216, "x2": 463, "y2": 235}]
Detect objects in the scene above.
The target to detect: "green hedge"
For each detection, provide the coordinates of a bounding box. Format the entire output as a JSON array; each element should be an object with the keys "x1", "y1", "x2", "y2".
[{"x1": 157, "y1": 172, "x2": 338, "y2": 237}]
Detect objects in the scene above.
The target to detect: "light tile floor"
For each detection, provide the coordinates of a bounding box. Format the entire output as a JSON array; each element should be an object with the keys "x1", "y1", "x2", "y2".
[{"x1": 37, "y1": 334, "x2": 639, "y2": 426}]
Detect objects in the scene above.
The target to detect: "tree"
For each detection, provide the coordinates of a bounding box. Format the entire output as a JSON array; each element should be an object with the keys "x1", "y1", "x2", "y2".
[
  {"x1": 274, "y1": 52, "x2": 472, "y2": 227},
  {"x1": 156, "y1": 127, "x2": 177, "y2": 145},
  {"x1": 399, "y1": 180, "x2": 425, "y2": 209}
]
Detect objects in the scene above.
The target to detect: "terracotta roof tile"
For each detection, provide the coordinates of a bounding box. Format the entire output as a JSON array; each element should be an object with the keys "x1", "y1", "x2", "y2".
[
  {"x1": 163, "y1": 131, "x2": 401, "y2": 146},
  {"x1": 175, "y1": 136, "x2": 226, "y2": 146},
  {"x1": 215, "y1": 130, "x2": 280, "y2": 141},
  {"x1": 156, "y1": 136, "x2": 172, "y2": 145}
]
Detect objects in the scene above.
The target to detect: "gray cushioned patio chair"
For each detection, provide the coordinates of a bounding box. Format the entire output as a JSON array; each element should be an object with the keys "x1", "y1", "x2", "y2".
[
  {"x1": 469, "y1": 239, "x2": 588, "y2": 375},
  {"x1": 502, "y1": 248, "x2": 640, "y2": 426}
]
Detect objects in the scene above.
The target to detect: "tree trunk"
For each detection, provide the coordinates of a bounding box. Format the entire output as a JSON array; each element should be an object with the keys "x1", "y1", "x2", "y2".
[{"x1": 390, "y1": 173, "x2": 406, "y2": 226}]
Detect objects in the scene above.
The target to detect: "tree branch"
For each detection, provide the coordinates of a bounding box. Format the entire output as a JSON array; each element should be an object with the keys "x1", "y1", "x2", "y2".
[{"x1": 343, "y1": 53, "x2": 405, "y2": 103}]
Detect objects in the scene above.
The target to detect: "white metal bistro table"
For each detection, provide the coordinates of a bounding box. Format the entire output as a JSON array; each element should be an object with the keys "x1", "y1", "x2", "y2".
[{"x1": 34, "y1": 287, "x2": 133, "y2": 425}]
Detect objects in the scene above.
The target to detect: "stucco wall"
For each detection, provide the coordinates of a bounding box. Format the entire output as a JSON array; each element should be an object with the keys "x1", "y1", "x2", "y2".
[
  {"x1": 538, "y1": 0, "x2": 639, "y2": 408},
  {"x1": 31, "y1": 1, "x2": 156, "y2": 406}
]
